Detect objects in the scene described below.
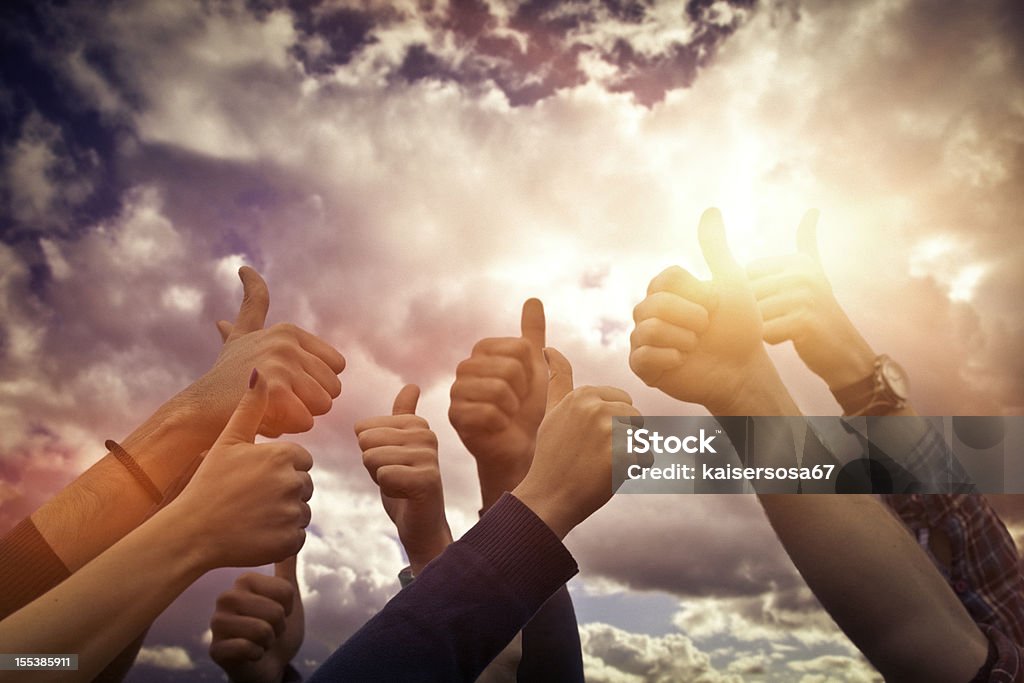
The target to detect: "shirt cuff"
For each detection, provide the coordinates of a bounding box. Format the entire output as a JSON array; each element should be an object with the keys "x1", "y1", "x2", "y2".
[{"x1": 460, "y1": 492, "x2": 578, "y2": 609}]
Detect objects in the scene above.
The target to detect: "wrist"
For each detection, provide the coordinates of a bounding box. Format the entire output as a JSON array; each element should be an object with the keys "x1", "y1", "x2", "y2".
[
  {"x1": 509, "y1": 482, "x2": 573, "y2": 540},
  {"x1": 120, "y1": 394, "x2": 212, "y2": 491},
  {"x1": 817, "y1": 322, "x2": 876, "y2": 390},
  {"x1": 404, "y1": 527, "x2": 453, "y2": 575},
  {"x1": 712, "y1": 351, "x2": 801, "y2": 417},
  {"x1": 141, "y1": 503, "x2": 212, "y2": 583},
  {"x1": 158, "y1": 498, "x2": 221, "y2": 575},
  {"x1": 475, "y1": 454, "x2": 533, "y2": 512}
]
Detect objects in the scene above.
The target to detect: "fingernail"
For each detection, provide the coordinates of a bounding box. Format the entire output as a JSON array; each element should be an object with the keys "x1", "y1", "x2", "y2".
[{"x1": 249, "y1": 368, "x2": 259, "y2": 389}]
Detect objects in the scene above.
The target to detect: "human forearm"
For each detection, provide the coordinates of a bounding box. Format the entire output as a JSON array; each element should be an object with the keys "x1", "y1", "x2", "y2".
[
  {"x1": 757, "y1": 494, "x2": 988, "y2": 682},
  {"x1": 712, "y1": 352, "x2": 801, "y2": 418},
  {"x1": 31, "y1": 392, "x2": 210, "y2": 571},
  {"x1": 0, "y1": 507, "x2": 208, "y2": 682},
  {"x1": 308, "y1": 494, "x2": 577, "y2": 682},
  {"x1": 517, "y1": 586, "x2": 583, "y2": 682}
]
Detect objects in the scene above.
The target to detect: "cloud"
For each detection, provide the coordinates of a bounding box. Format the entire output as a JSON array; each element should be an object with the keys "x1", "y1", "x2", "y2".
[
  {"x1": 133, "y1": 645, "x2": 195, "y2": 671},
  {"x1": 1, "y1": 1, "x2": 1022, "y2": 680},
  {"x1": 579, "y1": 621, "x2": 741, "y2": 683}
]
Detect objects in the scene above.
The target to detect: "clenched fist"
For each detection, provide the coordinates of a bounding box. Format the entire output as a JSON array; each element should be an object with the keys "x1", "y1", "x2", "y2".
[
  {"x1": 355, "y1": 385, "x2": 452, "y2": 574},
  {"x1": 209, "y1": 557, "x2": 304, "y2": 683},
  {"x1": 629, "y1": 208, "x2": 765, "y2": 415},
  {"x1": 746, "y1": 210, "x2": 876, "y2": 390},
  {"x1": 449, "y1": 298, "x2": 548, "y2": 510},
  {"x1": 187, "y1": 266, "x2": 346, "y2": 440},
  {"x1": 512, "y1": 349, "x2": 641, "y2": 539},
  {"x1": 168, "y1": 370, "x2": 315, "y2": 570}
]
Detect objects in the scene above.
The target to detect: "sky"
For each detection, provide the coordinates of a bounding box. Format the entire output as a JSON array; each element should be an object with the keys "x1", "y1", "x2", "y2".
[{"x1": 1, "y1": 0, "x2": 1023, "y2": 681}]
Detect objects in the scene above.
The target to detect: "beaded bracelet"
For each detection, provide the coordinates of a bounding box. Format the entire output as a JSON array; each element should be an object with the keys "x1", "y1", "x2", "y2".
[{"x1": 105, "y1": 440, "x2": 163, "y2": 504}]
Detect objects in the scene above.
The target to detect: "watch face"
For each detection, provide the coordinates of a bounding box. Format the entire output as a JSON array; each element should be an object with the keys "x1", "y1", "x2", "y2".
[{"x1": 880, "y1": 358, "x2": 909, "y2": 400}]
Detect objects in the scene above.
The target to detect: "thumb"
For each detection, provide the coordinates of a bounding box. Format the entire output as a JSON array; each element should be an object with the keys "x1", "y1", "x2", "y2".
[
  {"x1": 520, "y1": 298, "x2": 546, "y2": 349},
  {"x1": 392, "y1": 384, "x2": 420, "y2": 416},
  {"x1": 697, "y1": 207, "x2": 742, "y2": 281},
  {"x1": 214, "y1": 368, "x2": 269, "y2": 447},
  {"x1": 796, "y1": 208, "x2": 821, "y2": 262},
  {"x1": 544, "y1": 347, "x2": 574, "y2": 411},
  {"x1": 229, "y1": 266, "x2": 270, "y2": 340},
  {"x1": 274, "y1": 554, "x2": 298, "y2": 585},
  {"x1": 215, "y1": 320, "x2": 233, "y2": 343}
]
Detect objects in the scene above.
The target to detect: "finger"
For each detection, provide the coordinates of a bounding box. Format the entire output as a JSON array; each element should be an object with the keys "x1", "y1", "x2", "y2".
[
  {"x1": 292, "y1": 372, "x2": 334, "y2": 417},
  {"x1": 520, "y1": 298, "x2": 546, "y2": 349},
  {"x1": 215, "y1": 368, "x2": 268, "y2": 447},
  {"x1": 263, "y1": 388, "x2": 315, "y2": 436},
  {"x1": 298, "y1": 471, "x2": 314, "y2": 502},
  {"x1": 758, "y1": 293, "x2": 802, "y2": 322},
  {"x1": 300, "y1": 351, "x2": 343, "y2": 399},
  {"x1": 697, "y1": 207, "x2": 743, "y2": 281},
  {"x1": 629, "y1": 346, "x2": 686, "y2": 386},
  {"x1": 630, "y1": 318, "x2": 699, "y2": 353},
  {"x1": 279, "y1": 443, "x2": 314, "y2": 472},
  {"x1": 393, "y1": 384, "x2": 421, "y2": 416},
  {"x1": 364, "y1": 447, "x2": 437, "y2": 485},
  {"x1": 376, "y1": 464, "x2": 437, "y2": 500},
  {"x1": 210, "y1": 613, "x2": 276, "y2": 650},
  {"x1": 216, "y1": 320, "x2": 233, "y2": 343},
  {"x1": 454, "y1": 354, "x2": 529, "y2": 399},
  {"x1": 209, "y1": 637, "x2": 264, "y2": 664},
  {"x1": 646, "y1": 266, "x2": 713, "y2": 309},
  {"x1": 544, "y1": 347, "x2": 574, "y2": 410},
  {"x1": 763, "y1": 315, "x2": 800, "y2": 345},
  {"x1": 450, "y1": 377, "x2": 521, "y2": 417},
  {"x1": 797, "y1": 208, "x2": 821, "y2": 262},
  {"x1": 470, "y1": 338, "x2": 532, "y2": 370},
  {"x1": 750, "y1": 272, "x2": 802, "y2": 300},
  {"x1": 292, "y1": 327, "x2": 346, "y2": 374},
  {"x1": 274, "y1": 555, "x2": 298, "y2": 592},
  {"x1": 446, "y1": 402, "x2": 511, "y2": 433},
  {"x1": 632, "y1": 291, "x2": 710, "y2": 334},
  {"x1": 588, "y1": 386, "x2": 634, "y2": 405},
  {"x1": 231, "y1": 574, "x2": 296, "y2": 624},
  {"x1": 229, "y1": 267, "x2": 270, "y2": 340},
  {"x1": 357, "y1": 425, "x2": 436, "y2": 451},
  {"x1": 353, "y1": 414, "x2": 430, "y2": 436}
]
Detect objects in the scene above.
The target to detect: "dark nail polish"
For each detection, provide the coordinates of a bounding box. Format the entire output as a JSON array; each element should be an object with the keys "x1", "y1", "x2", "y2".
[{"x1": 249, "y1": 368, "x2": 259, "y2": 388}]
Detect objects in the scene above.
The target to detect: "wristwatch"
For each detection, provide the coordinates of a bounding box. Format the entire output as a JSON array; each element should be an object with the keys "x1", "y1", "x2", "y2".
[{"x1": 832, "y1": 354, "x2": 909, "y2": 416}]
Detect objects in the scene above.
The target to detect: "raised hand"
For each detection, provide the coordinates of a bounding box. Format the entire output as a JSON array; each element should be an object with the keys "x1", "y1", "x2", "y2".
[
  {"x1": 189, "y1": 266, "x2": 345, "y2": 440},
  {"x1": 512, "y1": 349, "x2": 641, "y2": 539},
  {"x1": 449, "y1": 299, "x2": 548, "y2": 498},
  {"x1": 354, "y1": 385, "x2": 452, "y2": 574},
  {"x1": 209, "y1": 556, "x2": 304, "y2": 683},
  {"x1": 746, "y1": 210, "x2": 876, "y2": 390},
  {"x1": 629, "y1": 208, "x2": 766, "y2": 414},
  {"x1": 167, "y1": 370, "x2": 314, "y2": 570}
]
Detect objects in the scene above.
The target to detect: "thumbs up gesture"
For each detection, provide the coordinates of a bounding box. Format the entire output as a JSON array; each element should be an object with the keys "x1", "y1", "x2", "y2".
[
  {"x1": 189, "y1": 266, "x2": 346, "y2": 443},
  {"x1": 209, "y1": 556, "x2": 305, "y2": 683},
  {"x1": 167, "y1": 369, "x2": 315, "y2": 570},
  {"x1": 354, "y1": 385, "x2": 453, "y2": 575},
  {"x1": 745, "y1": 210, "x2": 876, "y2": 390},
  {"x1": 630, "y1": 209, "x2": 766, "y2": 414},
  {"x1": 512, "y1": 349, "x2": 641, "y2": 539},
  {"x1": 449, "y1": 298, "x2": 549, "y2": 509}
]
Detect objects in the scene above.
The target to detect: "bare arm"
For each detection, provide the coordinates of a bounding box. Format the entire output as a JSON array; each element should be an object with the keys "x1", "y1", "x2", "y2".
[
  {"x1": 630, "y1": 208, "x2": 988, "y2": 682},
  {"x1": 23, "y1": 267, "x2": 343, "y2": 572},
  {"x1": 0, "y1": 374, "x2": 315, "y2": 682}
]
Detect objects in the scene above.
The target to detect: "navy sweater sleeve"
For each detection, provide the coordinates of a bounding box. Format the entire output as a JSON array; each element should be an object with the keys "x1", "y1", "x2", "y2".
[
  {"x1": 307, "y1": 493, "x2": 578, "y2": 683},
  {"x1": 517, "y1": 585, "x2": 584, "y2": 682}
]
